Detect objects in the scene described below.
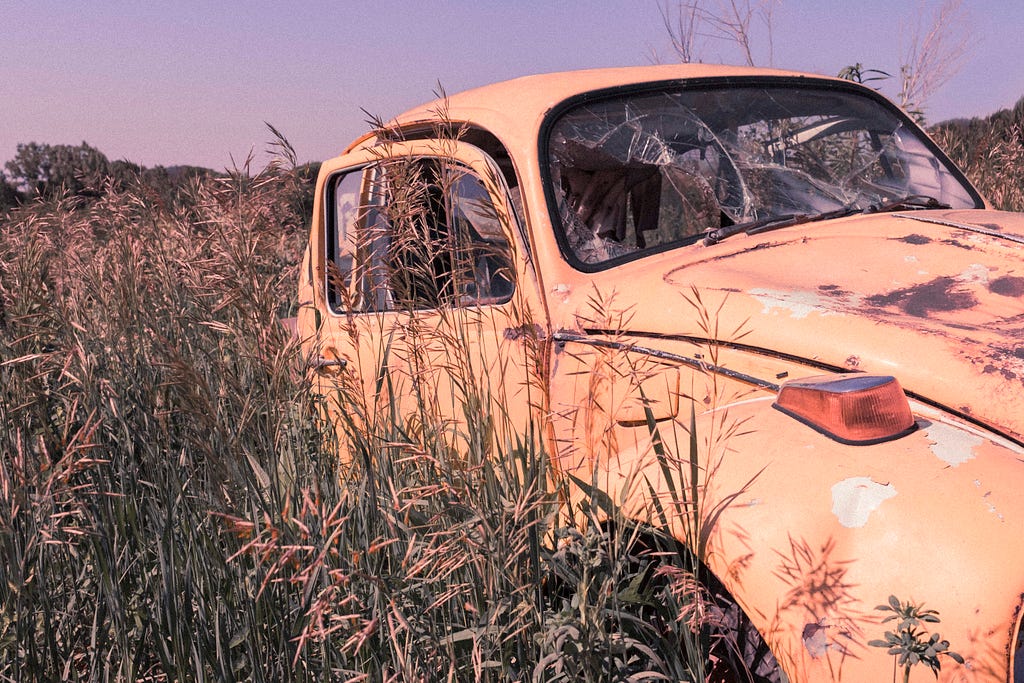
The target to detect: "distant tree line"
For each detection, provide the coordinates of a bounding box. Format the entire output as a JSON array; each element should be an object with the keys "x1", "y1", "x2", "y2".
[
  {"x1": 0, "y1": 141, "x2": 217, "y2": 211},
  {"x1": 0, "y1": 140, "x2": 321, "y2": 216},
  {"x1": 1, "y1": 111, "x2": 1022, "y2": 218}
]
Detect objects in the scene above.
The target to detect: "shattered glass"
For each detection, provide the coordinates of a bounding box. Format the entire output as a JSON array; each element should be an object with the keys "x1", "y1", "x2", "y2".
[{"x1": 546, "y1": 85, "x2": 978, "y2": 265}]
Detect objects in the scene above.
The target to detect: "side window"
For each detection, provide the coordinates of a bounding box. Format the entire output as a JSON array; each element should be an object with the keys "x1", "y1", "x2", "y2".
[
  {"x1": 448, "y1": 172, "x2": 516, "y2": 305},
  {"x1": 325, "y1": 168, "x2": 367, "y2": 312},
  {"x1": 370, "y1": 158, "x2": 515, "y2": 311},
  {"x1": 325, "y1": 156, "x2": 516, "y2": 314}
]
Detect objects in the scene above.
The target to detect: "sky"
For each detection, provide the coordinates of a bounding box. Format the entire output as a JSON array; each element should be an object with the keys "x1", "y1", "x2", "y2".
[{"x1": 3, "y1": 0, "x2": 1024, "y2": 171}]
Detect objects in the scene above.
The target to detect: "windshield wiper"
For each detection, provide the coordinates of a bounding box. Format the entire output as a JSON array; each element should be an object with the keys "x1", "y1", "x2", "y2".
[
  {"x1": 703, "y1": 195, "x2": 950, "y2": 246},
  {"x1": 862, "y1": 194, "x2": 950, "y2": 213},
  {"x1": 703, "y1": 205, "x2": 860, "y2": 246}
]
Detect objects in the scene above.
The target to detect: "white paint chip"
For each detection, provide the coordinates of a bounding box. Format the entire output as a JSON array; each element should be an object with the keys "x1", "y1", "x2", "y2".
[
  {"x1": 831, "y1": 477, "x2": 897, "y2": 528},
  {"x1": 925, "y1": 421, "x2": 982, "y2": 467},
  {"x1": 749, "y1": 288, "x2": 837, "y2": 319},
  {"x1": 551, "y1": 284, "x2": 571, "y2": 304},
  {"x1": 958, "y1": 263, "x2": 989, "y2": 284}
]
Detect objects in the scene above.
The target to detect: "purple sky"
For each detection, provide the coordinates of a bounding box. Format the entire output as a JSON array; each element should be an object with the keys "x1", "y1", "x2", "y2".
[{"x1": 4, "y1": 1, "x2": 1023, "y2": 170}]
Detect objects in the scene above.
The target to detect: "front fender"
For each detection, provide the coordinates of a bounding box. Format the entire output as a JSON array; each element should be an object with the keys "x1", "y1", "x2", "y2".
[
  {"x1": 551, "y1": 346, "x2": 1024, "y2": 681},
  {"x1": 688, "y1": 398, "x2": 1024, "y2": 681}
]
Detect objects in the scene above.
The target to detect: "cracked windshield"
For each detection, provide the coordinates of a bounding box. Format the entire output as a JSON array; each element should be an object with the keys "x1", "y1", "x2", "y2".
[{"x1": 547, "y1": 84, "x2": 979, "y2": 265}]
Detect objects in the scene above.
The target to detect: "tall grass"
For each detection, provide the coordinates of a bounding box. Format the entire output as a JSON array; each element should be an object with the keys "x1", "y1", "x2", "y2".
[
  {"x1": 930, "y1": 101, "x2": 1024, "y2": 212},
  {"x1": 20, "y1": 97, "x2": 1020, "y2": 677},
  {"x1": 0, "y1": 146, "x2": 719, "y2": 680},
  {"x1": 0, "y1": 158, "x2": 322, "y2": 680}
]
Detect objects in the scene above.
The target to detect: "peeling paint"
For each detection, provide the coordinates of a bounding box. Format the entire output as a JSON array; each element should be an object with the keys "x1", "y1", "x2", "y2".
[
  {"x1": 831, "y1": 477, "x2": 897, "y2": 528},
  {"x1": 958, "y1": 263, "x2": 990, "y2": 284},
  {"x1": 551, "y1": 284, "x2": 571, "y2": 304},
  {"x1": 802, "y1": 620, "x2": 829, "y2": 658},
  {"x1": 924, "y1": 421, "x2": 983, "y2": 467},
  {"x1": 973, "y1": 486, "x2": 1007, "y2": 521},
  {"x1": 749, "y1": 288, "x2": 836, "y2": 319}
]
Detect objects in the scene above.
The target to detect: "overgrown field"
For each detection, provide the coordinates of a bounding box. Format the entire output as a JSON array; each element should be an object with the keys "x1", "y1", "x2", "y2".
[
  {"x1": 931, "y1": 97, "x2": 1024, "y2": 211},
  {"x1": 1, "y1": 113, "x2": 1022, "y2": 681},
  {"x1": 0, "y1": 155, "x2": 723, "y2": 681}
]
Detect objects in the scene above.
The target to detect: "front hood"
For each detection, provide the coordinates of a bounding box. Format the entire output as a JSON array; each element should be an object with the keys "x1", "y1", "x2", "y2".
[{"x1": 567, "y1": 209, "x2": 1024, "y2": 441}]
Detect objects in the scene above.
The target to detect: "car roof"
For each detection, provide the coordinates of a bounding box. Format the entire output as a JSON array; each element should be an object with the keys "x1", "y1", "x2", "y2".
[{"x1": 342, "y1": 64, "x2": 838, "y2": 155}]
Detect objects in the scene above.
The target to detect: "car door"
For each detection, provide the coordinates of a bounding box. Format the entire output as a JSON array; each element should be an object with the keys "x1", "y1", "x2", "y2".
[{"x1": 299, "y1": 140, "x2": 546, "y2": 462}]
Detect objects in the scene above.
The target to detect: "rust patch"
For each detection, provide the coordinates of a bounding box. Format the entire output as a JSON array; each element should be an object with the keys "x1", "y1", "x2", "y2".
[
  {"x1": 817, "y1": 284, "x2": 852, "y2": 298},
  {"x1": 989, "y1": 275, "x2": 1024, "y2": 297},
  {"x1": 503, "y1": 322, "x2": 545, "y2": 342},
  {"x1": 818, "y1": 284, "x2": 853, "y2": 300},
  {"x1": 994, "y1": 345, "x2": 1024, "y2": 361},
  {"x1": 867, "y1": 276, "x2": 978, "y2": 318},
  {"x1": 941, "y1": 238, "x2": 972, "y2": 250},
  {"x1": 983, "y1": 362, "x2": 1018, "y2": 381},
  {"x1": 844, "y1": 355, "x2": 860, "y2": 369},
  {"x1": 897, "y1": 233, "x2": 932, "y2": 245}
]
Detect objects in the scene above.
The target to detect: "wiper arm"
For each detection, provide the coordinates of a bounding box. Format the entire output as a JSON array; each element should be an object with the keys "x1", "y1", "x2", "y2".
[
  {"x1": 703, "y1": 213, "x2": 800, "y2": 246},
  {"x1": 703, "y1": 205, "x2": 860, "y2": 246},
  {"x1": 862, "y1": 194, "x2": 950, "y2": 213},
  {"x1": 702, "y1": 195, "x2": 950, "y2": 246}
]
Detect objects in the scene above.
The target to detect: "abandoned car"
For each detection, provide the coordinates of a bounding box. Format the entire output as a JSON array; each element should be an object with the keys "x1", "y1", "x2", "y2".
[{"x1": 297, "y1": 65, "x2": 1024, "y2": 681}]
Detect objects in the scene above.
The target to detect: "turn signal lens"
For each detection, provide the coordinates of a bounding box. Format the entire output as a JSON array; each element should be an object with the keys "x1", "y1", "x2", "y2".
[{"x1": 773, "y1": 374, "x2": 916, "y2": 445}]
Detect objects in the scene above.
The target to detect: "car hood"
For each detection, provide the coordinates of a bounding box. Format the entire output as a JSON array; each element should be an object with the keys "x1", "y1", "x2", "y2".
[{"x1": 567, "y1": 209, "x2": 1024, "y2": 441}]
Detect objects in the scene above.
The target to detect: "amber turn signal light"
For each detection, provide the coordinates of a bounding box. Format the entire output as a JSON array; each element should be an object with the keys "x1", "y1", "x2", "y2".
[{"x1": 773, "y1": 374, "x2": 916, "y2": 445}]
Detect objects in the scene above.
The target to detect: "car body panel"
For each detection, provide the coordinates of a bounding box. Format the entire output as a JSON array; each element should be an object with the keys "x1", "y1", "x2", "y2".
[
  {"x1": 543, "y1": 210, "x2": 1024, "y2": 442},
  {"x1": 300, "y1": 65, "x2": 1024, "y2": 681},
  {"x1": 299, "y1": 141, "x2": 548, "y2": 453},
  {"x1": 555, "y1": 373, "x2": 1024, "y2": 679}
]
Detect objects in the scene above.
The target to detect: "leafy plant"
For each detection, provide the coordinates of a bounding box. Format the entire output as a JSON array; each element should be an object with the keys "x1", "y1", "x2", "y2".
[
  {"x1": 837, "y1": 63, "x2": 891, "y2": 87},
  {"x1": 868, "y1": 595, "x2": 964, "y2": 682}
]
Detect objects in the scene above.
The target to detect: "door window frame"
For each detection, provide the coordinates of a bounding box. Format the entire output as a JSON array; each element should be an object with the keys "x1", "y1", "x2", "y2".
[{"x1": 324, "y1": 153, "x2": 517, "y2": 315}]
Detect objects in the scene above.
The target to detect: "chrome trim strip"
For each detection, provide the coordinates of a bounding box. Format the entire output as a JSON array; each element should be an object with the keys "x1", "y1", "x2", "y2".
[
  {"x1": 551, "y1": 331, "x2": 780, "y2": 392},
  {"x1": 893, "y1": 214, "x2": 1024, "y2": 246}
]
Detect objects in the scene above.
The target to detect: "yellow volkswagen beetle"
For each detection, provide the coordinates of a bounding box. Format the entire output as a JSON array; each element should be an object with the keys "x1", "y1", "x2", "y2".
[{"x1": 298, "y1": 64, "x2": 1024, "y2": 682}]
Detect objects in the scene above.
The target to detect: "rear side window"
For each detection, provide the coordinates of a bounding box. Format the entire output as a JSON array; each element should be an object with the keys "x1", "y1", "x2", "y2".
[
  {"x1": 326, "y1": 158, "x2": 515, "y2": 313},
  {"x1": 325, "y1": 168, "x2": 366, "y2": 312}
]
